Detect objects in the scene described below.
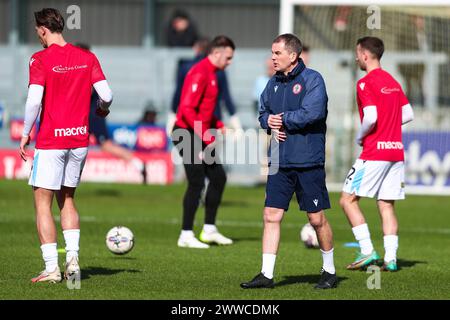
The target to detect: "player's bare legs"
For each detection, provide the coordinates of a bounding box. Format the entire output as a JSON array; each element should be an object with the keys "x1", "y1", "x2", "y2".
[
  {"x1": 34, "y1": 187, "x2": 57, "y2": 244},
  {"x1": 100, "y1": 140, "x2": 133, "y2": 162},
  {"x1": 340, "y1": 192, "x2": 379, "y2": 269},
  {"x1": 377, "y1": 200, "x2": 398, "y2": 235},
  {"x1": 100, "y1": 140, "x2": 144, "y2": 181},
  {"x1": 56, "y1": 186, "x2": 81, "y2": 279},
  {"x1": 240, "y1": 207, "x2": 283, "y2": 288},
  {"x1": 308, "y1": 211, "x2": 333, "y2": 251},
  {"x1": 308, "y1": 211, "x2": 336, "y2": 283},
  {"x1": 31, "y1": 187, "x2": 61, "y2": 283},
  {"x1": 339, "y1": 192, "x2": 366, "y2": 227},
  {"x1": 377, "y1": 200, "x2": 399, "y2": 270},
  {"x1": 262, "y1": 207, "x2": 284, "y2": 255}
]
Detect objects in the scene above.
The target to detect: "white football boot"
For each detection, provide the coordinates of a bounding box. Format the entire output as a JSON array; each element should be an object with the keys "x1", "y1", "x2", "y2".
[
  {"x1": 31, "y1": 266, "x2": 62, "y2": 283},
  {"x1": 199, "y1": 230, "x2": 233, "y2": 245},
  {"x1": 177, "y1": 234, "x2": 210, "y2": 249}
]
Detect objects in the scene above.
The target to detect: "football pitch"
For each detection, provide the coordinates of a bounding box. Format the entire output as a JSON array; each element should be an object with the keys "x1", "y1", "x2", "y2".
[{"x1": 0, "y1": 179, "x2": 449, "y2": 300}]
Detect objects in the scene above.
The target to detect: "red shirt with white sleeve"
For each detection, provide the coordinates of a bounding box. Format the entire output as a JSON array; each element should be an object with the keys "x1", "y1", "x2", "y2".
[
  {"x1": 175, "y1": 57, "x2": 224, "y2": 145},
  {"x1": 29, "y1": 43, "x2": 106, "y2": 149},
  {"x1": 356, "y1": 68, "x2": 410, "y2": 162}
]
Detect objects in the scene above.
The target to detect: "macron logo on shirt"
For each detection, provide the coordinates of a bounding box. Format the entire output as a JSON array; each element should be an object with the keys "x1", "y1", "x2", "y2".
[
  {"x1": 54, "y1": 126, "x2": 87, "y2": 137},
  {"x1": 377, "y1": 141, "x2": 404, "y2": 150},
  {"x1": 359, "y1": 82, "x2": 365, "y2": 90}
]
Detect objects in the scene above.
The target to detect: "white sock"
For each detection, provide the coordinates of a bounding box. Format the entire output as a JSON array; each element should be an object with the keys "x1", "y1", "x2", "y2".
[
  {"x1": 63, "y1": 229, "x2": 80, "y2": 263},
  {"x1": 261, "y1": 253, "x2": 276, "y2": 279},
  {"x1": 180, "y1": 230, "x2": 195, "y2": 239},
  {"x1": 41, "y1": 243, "x2": 58, "y2": 273},
  {"x1": 321, "y1": 248, "x2": 336, "y2": 274},
  {"x1": 203, "y1": 224, "x2": 217, "y2": 234},
  {"x1": 384, "y1": 235, "x2": 398, "y2": 262},
  {"x1": 352, "y1": 223, "x2": 374, "y2": 255}
]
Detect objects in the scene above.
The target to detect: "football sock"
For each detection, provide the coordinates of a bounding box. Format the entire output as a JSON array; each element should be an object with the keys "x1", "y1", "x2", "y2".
[
  {"x1": 352, "y1": 223, "x2": 374, "y2": 255},
  {"x1": 202, "y1": 224, "x2": 217, "y2": 234},
  {"x1": 63, "y1": 229, "x2": 80, "y2": 263},
  {"x1": 383, "y1": 235, "x2": 398, "y2": 262},
  {"x1": 41, "y1": 243, "x2": 58, "y2": 273},
  {"x1": 261, "y1": 253, "x2": 276, "y2": 279},
  {"x1": 320, "y1": 248, "x2": 336, "y2": 274}
]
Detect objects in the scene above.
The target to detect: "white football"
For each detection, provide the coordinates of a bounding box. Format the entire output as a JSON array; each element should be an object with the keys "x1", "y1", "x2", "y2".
[
  {"x1": 300, "y1": 223, "x2": 319, "y2": 249},
  {"x1": 106, "y1": 226, "x2": 134, "y2": 255}
]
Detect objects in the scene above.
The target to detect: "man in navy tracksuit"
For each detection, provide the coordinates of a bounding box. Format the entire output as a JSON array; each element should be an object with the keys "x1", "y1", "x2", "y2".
[{"x1": 241, "y1": 34, "x2": 337, "y2": 290}]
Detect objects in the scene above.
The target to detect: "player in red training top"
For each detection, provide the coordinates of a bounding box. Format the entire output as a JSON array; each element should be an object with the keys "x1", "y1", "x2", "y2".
[
  {"x1": 340, "y1": 37, "x2": 414, "y2": 272},
  {"x1": 19, "y1": 8, "x2": 113, "y2": 283},
  {"x1": 172, "y1": 36, "x2": 234, "y2": 249}
]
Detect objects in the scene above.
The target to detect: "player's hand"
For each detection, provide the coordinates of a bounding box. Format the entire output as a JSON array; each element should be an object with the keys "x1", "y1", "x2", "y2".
[
  {"x1": 19, "y1": 135, "x2": 31, "y2": 162},
  {"x1": 268, "y1": 113, "x2": 283, "y2": 130},
  {"x1": 355, "y1": 137, "x2": 363, "y2": 146},
  {"x1": 95, "y1": 106, "x2": 110, "y2": 118},
  {"x1": 273, "y1": 128, "x2": 287, "y2": 143}
]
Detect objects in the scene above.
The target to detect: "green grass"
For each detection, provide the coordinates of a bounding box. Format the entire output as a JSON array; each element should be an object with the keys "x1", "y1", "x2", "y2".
[{"x1": 0, "y1": 179, "x2": 449, "y2": 300}]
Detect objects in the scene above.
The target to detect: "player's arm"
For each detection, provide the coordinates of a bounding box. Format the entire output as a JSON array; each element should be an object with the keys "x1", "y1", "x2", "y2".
[
  {"x1": 20, "y1": 85, "x2": 44, "y2": 161},
  {"x1": 402, "y1": 103, "x2": 414, "y2": 125},
  {"x1": 93, "y1": 80, "x2": 113, "y2": 117},
  {"x1": 282, "y1": 74, "x2": 328, "y2": 130},
  {"x1": 355, "y1": 106, "x2": 377, "y2": 146},
  {"x1": 258, "y1": 81, "x2": 273, "y2": 134},
  {"x1": 91, "y1": 53, "x2": 112, "y2": 117}
]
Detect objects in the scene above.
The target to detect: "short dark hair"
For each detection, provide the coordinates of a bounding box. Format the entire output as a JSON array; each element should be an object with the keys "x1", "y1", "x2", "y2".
[
  {"x1": 208, "y1": 35, "x2": 235, "y2": 53},
  {"x1": 34, "y1": 8, "x2": 65, "y2": 33},
  {"x1": 357, "y1": 36, "x2": 384, "y2": 60},
  {"x1": 273, "y1": 33, "x2": 303, "y2": 57}
]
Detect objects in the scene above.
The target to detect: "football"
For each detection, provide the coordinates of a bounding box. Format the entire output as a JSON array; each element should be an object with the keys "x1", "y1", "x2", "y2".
[
  {"x1": 300, "y1": 223, "x2": 319, "y2": 249},
  {"x1": 106, "y1": 226, "x2": 135, "y2": 255}
]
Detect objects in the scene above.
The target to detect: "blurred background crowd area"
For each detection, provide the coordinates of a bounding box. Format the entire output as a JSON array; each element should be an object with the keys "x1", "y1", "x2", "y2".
[{"x1": 0, "y1": 0, "x2": 449, "y2": 187}]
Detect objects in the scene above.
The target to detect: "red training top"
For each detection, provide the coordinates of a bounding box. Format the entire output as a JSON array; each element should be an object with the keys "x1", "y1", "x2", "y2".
[
  {"x1": 29, "y1": 43, "x2": 106, "y2": 149},
  {"x1": 175, "y1": 57, "x2": 224, "y2": 145},
  {"x1": 356, "y1": 68, "x2": 410, "y2": 162}
]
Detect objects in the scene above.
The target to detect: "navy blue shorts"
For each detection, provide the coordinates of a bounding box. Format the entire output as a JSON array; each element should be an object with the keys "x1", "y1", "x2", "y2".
[
  {"x1": 89, "y1": 114, "x2": 109, "y2": 144},
  {"x1": 265, "y1": 166, "x2": 331, "y2": 212}
]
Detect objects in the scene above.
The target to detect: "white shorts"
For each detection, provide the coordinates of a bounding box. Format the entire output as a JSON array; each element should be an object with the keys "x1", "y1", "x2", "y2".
[
  {"x1": 342, "y1": 159, "x2": 405, "y2": 200},
  {"x1": 28, "y1": 148, "x2": 88, "y2": 190}
]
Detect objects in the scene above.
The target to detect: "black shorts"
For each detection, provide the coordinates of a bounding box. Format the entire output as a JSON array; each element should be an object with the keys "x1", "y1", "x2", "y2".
[{"x1": 265, "y1": 166, "x2": 330, "y2": 213}]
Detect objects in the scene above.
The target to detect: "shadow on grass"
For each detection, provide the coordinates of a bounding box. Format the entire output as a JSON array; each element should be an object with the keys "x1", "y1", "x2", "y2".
[
  {"x1": 275, "y1": 274, "x2": 349, "y2": 287},
  {"x1": 348, "y1": 259, "x2": 426, "y2": 272},
  {"x1": 81, "y1": 266, "x2": 141, "y2": 280},
  {"x1": 220, "y1": 200, "x2": 249, "y2": 207},
  {"x1": 395, "y1": 259, "x2": 427, "y2": 271},
  {"x1": 94, "y1": 189, "x2": 122, "y2": 197}
]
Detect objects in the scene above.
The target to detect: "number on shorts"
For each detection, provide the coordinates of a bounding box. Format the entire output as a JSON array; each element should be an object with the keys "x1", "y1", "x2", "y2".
[{"x1": 346, "y1": 167, "x2": 356, "y2": 181}]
